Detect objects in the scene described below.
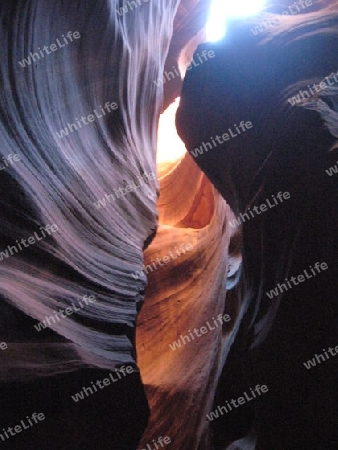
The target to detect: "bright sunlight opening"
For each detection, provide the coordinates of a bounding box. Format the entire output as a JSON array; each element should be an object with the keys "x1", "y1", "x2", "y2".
[
  {"x1": 157, "y1": 97, "x2": 186, "y2": 168},
  {"x1": 206, "y1": 0, "x2": 266, "y2": 42}
]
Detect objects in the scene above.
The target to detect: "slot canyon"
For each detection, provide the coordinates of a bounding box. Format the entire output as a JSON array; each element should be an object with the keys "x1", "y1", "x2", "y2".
[{"x1": 0, "y1": 1, "x2": 337, "y2": 449}]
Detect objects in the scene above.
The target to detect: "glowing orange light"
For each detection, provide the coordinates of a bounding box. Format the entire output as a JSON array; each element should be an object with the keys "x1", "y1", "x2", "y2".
[{"x1": 157, "y1": 97, "x2": 187, "y2": 166}]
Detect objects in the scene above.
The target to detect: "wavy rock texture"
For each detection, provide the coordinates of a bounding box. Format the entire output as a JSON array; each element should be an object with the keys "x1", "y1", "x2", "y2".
[
  {"x1": 137, "y1": 104, "x2": 243, "y2": 448},
  {"x1": 0, "y1": 1, "x2": 188, "y2": 448},
  {"x1": 2, "y1": 0, "x2": 337, "y2": 449},
  {"x1": 0, "y1": 0, "x2": 180, "y2": 379},
  {"x1": 176, "y1": 4, "x2": 338, "y2": 449}
]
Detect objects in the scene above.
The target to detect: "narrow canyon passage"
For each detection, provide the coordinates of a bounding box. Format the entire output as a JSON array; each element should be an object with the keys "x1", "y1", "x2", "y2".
[{"x1": 0, "y1": 1, "x2": 337, "y2": 449}]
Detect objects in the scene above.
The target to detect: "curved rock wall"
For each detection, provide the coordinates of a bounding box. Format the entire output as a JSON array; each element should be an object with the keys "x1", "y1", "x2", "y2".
[
  {"x1": 176, "y1": 3, "x2": 338, "y2": 448},
  {"x1": 2, "y1": 0, "x2": 336, "y2": 449},
  {"x1": 0, "y1": 0, "x2": 180, "y2": 379},
  {"x1": 137, "y1": 148, "x2": 236, "y2": 450}
]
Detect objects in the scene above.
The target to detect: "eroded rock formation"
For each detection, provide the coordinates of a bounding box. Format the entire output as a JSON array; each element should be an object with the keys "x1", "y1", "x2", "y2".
[
  {"x1": 137, "y1": 119, "x2": 242, "y2": 448},
  {"x1": 0, "y1": 0, "x2": 337, "y2": 449},
  {"x1": 176, "y1": 5, "x2": 338, "y2": 448},
  {"x1": 0, "y1": 0, "x2": 181, "y2": 448}
]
